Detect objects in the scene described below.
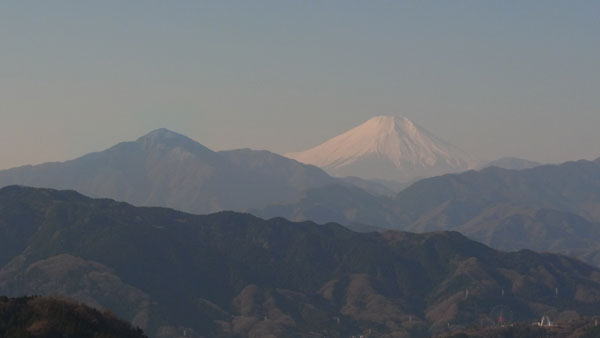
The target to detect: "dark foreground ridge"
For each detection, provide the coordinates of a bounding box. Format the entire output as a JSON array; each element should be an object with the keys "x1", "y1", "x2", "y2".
[
  {"x1": 1, "y1": 186, "x2": 600, "y2": 337},
  {"x1": 0, "y1": 296, "x2": 146, "y2": 338}
]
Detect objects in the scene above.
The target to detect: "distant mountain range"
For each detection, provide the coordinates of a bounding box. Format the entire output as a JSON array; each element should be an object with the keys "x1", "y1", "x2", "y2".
[
  {"x1": 2, "y1": 125, "x2": 598, "y2": 270},
  {"x1": 481, "y1": 157, "x2": 542, "y2": 170},
  {"x1": 0, "y1": 128, "x2": 345, "y2": 214},
  {"x1": 2, "y1": 186, "x2": 600, "y2": 337},
  {"x1": 2, "y1": 124, "x2": 598, "y2": 267},
  {"x1": 256, "y1": 158, "x2": 600, "y2": 267},
  {"x1": 286, "y1": 116, "x2": 480, "y2": 182}
]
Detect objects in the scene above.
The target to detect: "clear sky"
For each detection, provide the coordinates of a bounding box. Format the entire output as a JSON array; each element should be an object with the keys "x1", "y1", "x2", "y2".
[{"x1": 1, "y1": 1, "x2": 599, "y2": 169}]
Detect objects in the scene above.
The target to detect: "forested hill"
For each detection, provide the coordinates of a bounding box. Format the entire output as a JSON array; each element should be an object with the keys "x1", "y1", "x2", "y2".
[
  {"x1": 2, "y1": 186, "x2": 600, "y2": 337},
  {"x1": 0, "y1": 296, "x2": 146, "y2": 338}
]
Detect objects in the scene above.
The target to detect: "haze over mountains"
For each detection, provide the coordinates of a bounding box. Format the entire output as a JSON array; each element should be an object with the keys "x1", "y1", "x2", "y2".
[
  {"x1": 0, "y1": 120, "x2": 481, "y2": 213},
  {"x1": 3, "y1": 186, "x2": 600, "y2": 337},
  {"x1": 257, "y1": 158, "x2": 600, "y2": 267},
  {"x1": 286, "y1": 116, "x2": 480, "y2": 182},
  {"x1": 3, "y1": 117, "x2": 600, "y2": 336},
  {"x1": 0, "y1": 118, "x2": 541, "y2": 210},
  {"x1": 3, "y1": 0, "x2": 600, "y2": 336},
  {"x1": 481, "y1": 157, "x2": 542, "y2": 170},
  {"x1": 0, "y1": 128, "x2": 342, "y2": 214},
  {"x1": 1, "y1": 121, "x2": 598, "y2": 268}
]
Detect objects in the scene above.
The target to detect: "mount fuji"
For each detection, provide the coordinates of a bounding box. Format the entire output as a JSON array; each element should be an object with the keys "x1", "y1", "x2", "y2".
[{"x1": 286, "y1": 115, "x2": 480, "y2": 182}]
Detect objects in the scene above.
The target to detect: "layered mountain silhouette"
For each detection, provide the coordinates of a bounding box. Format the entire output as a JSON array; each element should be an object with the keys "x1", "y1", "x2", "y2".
[
  {"x1": 286, "y1": 116, "x2": 480, "y2": 182},
  {"x1": 392, "y1": 159, "x2": 600, "y2": 226},
  {"x1": 3, "y1": 186, "x2": 600, "y2": 337},
  {"x1": 256, "y1": 158, "x2": 600, "y2": 267},
  {"x1": 338, "y1": 176, "x2": 409, "y2": 196},
  {"x1": 481, "y1": 157, "x2": 542, "y2": 170},
  {"x1": 0, "y1": 128, "x2": 342, "y2": 214}
]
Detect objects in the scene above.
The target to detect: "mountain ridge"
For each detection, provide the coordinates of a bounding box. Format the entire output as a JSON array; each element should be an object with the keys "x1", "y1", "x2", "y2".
[
  {"x1": 256, "y1": 157, "x2": 600, "y2": 267},
  {"x1": 3, "y1": 186, "x2": 600, "y2": 337},
  {"x1": 0, "y1": 129, "x2": 344, "y2": 215},
  {"x1": 482, "y1": 157, "x2": 542, "y2": 170}
]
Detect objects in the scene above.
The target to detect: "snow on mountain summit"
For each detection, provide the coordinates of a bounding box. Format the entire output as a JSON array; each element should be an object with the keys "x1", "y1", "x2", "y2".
[{"x1": 286, "y1": 115, "x2": 479, "y2": 182}]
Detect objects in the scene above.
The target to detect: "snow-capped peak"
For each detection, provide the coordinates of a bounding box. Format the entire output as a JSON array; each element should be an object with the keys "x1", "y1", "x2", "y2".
[{"x1": 285, "y1": 115, "x2": 479, "y2": 182}]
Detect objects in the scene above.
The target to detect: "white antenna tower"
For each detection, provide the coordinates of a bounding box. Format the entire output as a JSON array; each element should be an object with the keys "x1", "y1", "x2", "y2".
[{"x1": 539, "y1": 315, "x2": 553, "y2": 327}]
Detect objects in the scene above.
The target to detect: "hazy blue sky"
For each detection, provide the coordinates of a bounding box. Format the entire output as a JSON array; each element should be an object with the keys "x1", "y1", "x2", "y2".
[{"x1": 1, "y1": 1, "x2": 599, "y2": 169}]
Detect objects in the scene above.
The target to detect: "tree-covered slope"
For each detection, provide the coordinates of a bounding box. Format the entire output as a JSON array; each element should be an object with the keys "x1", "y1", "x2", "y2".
[
  {"x1": 2, "y1": 186, "x2": 600, "y2": 337},
  {"x1": 0, "y1": 296, "x2": 146, "y2": 338}
]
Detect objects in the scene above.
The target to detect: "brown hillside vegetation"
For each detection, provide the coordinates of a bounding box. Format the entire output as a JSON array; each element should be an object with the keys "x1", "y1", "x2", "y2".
[{"x1": 0, "y1": 296, "x2": 146, "y2": 338}]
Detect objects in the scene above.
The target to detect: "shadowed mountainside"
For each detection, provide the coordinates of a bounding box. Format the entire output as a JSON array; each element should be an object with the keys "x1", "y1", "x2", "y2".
[
  {"x1": 0, "y1": 296, "x2": 146, "y2": 338},
  {"x1": 2, "y1": 186, "x2": 600, "y2": 337},
  {"x1": 256, "y1": 158, "x2": 600, "y2": 267}
]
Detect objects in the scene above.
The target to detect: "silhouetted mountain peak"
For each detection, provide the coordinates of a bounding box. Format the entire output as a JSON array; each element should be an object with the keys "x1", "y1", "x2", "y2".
[
  {"x1": 0, "y1": 129, "x2": 344, "y2": 215},
  {"x1": 136, "y1": 128, "x2": 213, "y2": 153},
  {"x1": 137, "y1": 128, "x2": 187, "y2": 141}
]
